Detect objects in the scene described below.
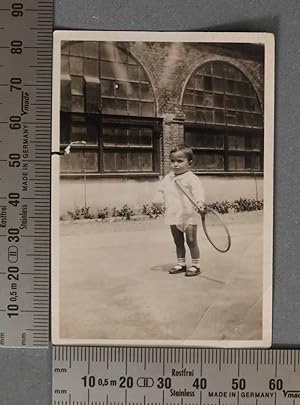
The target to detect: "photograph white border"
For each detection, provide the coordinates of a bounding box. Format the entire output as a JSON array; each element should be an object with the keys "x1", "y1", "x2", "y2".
[{"x1": 51, "y1": 31, "x2": 274, "y2": 347}]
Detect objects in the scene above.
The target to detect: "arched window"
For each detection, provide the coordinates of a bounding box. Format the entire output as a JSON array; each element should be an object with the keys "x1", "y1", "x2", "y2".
[
  {"x1": 60, "y1": 41, "x2": 160, "y2": 174},
  {"x1": 182, "y1": 61, "x2": 263, "y2": 172}
]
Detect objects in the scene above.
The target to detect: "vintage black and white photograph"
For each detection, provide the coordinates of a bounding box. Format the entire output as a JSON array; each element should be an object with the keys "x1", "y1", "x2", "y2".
[{"x1": 52, "y1": 31, "x2": 274, "y2": 346}]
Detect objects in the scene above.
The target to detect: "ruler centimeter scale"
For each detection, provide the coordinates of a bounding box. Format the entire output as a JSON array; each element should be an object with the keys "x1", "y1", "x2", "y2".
[
  {"x1": 0, "y1": 0, "x2": 53, "y2": 347},
  {"x1": 53, "y1": 347, "x2": 300, "y2": 405}
]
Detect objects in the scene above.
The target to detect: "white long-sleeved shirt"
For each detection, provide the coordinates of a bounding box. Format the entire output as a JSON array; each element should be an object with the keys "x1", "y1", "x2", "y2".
[{"x1": 154, "y1": 170, "x2": 205, "y2": 229}]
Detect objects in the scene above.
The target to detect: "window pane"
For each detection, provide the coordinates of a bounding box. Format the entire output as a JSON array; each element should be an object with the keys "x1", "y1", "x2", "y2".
[
  {"x1": 115, "y1": 47, "x2": 127, "y2": 63},
  {"x1": 139, "y1": 68, "x2": 148, "y2": 82},
  {"x1": 212, "y1": 78, "x2": 224, "y2": 93},
  {"x1": 101, "y1": 43, "x2": 115, "y2": 61},
  {"x1": 140, "y1": 83, "x2": 153, "y2": 101},
  {"x1": 203, "y1": 76, "x2": 213, "y2": 91},
  {"x1": 103, "y1": 127, "x2": 127, "y2": 146},
  {"x1": 139, "y1": 151, "x2": 153, "y2": 171},
  {"x1": 194, "y1": 92, "x2": 204, "y2": 106},
  {"x1": 194, "y1": 153, "x2": 224, "y2": 170},
  {"x1": 246, "y1": 134, "x2": 261, "y2": 150},
  {"x1": 128, "y1": 55, "x2": 137, "y2": 65},
  {"x1": 199, "y1": 64, "x2": 211, "y2": 75},
  {"x1": 186, "y1": 132, "x2": 224, "y2": 149},
  {"x1": 212, "y1": 62, "x2": 224, "y2": 77},
  {"x1": 226, "y1": 110, "x2": 237, "y2": 126},
  {"x1": 116, "y1": 151, "x2": 128, "y2": 170},
  {"x1": 228, "y1": 135, "x2": 245, "y2": 150},
  {"x1": 236, "y1": 81, "x2": 250, "y2": 96},
  {"x1": 60, "y1": 151, "x2": 98, "y2": 172},
  {"x1": 69, "y1": 42, "x2": 83, "y2": 56},
  {"x1": 101, "y1": 61, "x2": 115, "y2": 78},
  {"x1": 195, "y1": 108, "x2": 206, "y2": 123},
  {"x1": 103, "y1": 151, "x2": 116, "y2": 171},
  {"x1": 140, "y1": 128, "x2": 153, "y2": 146},
  {"x1": 127, "y1": 82, "x2": 140, "y2": 99},
  {"x1": 248, "y1": 154, "x2": 261, "y2": 171},
  {"x1": 101, "y1": 62, "x2": 128, "y2": 81},
  {"x1": 194, "y1": 77, "x2": 205, "y2": 91},
  {"x1": 84, "y1": 42, "x2": 98, "y2": 58},
  {"x1": 84, "y1": 59, "x2": 98, "y2": 77},
  {"x1": 235, "y1": 112, "x2": 245, "y2": 126},
  {"x1": 61, "y1": 41, "x2": 69, "y2": 55},
  {"x1": 114, "y1": 99, "x2": 128, "y2": 115},
  {"x1": 228, "y1": 155, "x2": 245, "y2": 171},
  {"x1": 128, "y1": 101, "x2": 140, "y2": 115},
  {"x1": 61, "y1": 55, "x2": 69, "y2": 74},
  {"x1": 202, "y1": 93, "x2": 214, "y2": 108},
  {"x1": 101, "y1": 98, "x2": 115, "y2": 114},
  {"x1": 86, "y1": 124, "x2": 98, "y2": 145},
  {"x1": 252, "y1": 114, "x2": 263, "y2": 128},
  {"x1": 71, "y1": 125, "x2": 87, "y2": 142},
  {"x1": 128, "y1": 64, "x2": 139, "y2": 80},
  {"x1": 185, "y1": 131, "x2": 198, "y2": 146},
  {"x1": 141, "y1": 102, "x2": 154, "y2": 117},
  {"x1": 243, "y1": 113, "x2": 254, "y2": 127},
  {"x1": 71, "y1": 96, "x2": 84, "y2": 112},
  {"x1": 127, "y1": 152, "x2": 140, "y2": 171},
  {"x1": 183, "y1": 92, "x2": 194, "y2": 105},
  {"x1": 225, "y1": 64, "x2": 242, "y2": 80},
  {"x1": 215, "y1": 110, "x2": 225, "y2": 124},
  {"x1": 128, "y1": 128, "x2": 140, "y2": 146},
  {"x1": 183, "y1": 106, "x2": 196, "y2": 122},
  {"x1": 103, "y1": 127, "x2": 116, "y2": 146},
  {"x1": 203, "y1": 109, "x2": 214, "y2": 123},
  {"x1": 225, "y1": 80, "x2": 235, "y2": 94},
  {"x1": 60, "y1": 116, "x2": 70, "y2": 144},
  {"x1": 115, "y1": 82, "x2": 127, "y2": 98},
  {"x1": 101, "y1": 79, "x2": 115, "y2": 96},
  {"x1": 71, "y1": 76, "x2": 84, "y2": 95},
  {"x1": 71, "y1": 120, "x2": 98, "y2": 145},
  {"x1": 70, "y1": 57, "x2": 83, "y2": 75},
  {"x1": 214, "y1": 94, "x2": 224, "y2": 108}
]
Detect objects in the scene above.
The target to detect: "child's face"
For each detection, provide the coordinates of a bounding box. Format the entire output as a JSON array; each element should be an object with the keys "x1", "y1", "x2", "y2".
[{"x1": 170, "y1": 151, "x2": 192, "y2": 175}]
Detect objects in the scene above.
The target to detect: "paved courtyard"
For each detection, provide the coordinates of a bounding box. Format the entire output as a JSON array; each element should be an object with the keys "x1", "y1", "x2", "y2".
[{"x1": 57, "y1": 211, "x2": 264, "y2": 344}]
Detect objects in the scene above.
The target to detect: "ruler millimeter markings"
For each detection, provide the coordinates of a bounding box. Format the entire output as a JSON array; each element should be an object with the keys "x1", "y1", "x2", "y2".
[
  {"x1": 53, "y1": 347, "x2": 300, "y2": 405},
  {"x1": 0, "y1": 0, "x2": 53, "y2": 347}
]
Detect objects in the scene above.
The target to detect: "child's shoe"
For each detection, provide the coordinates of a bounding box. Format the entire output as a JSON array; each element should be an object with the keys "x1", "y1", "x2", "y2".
[
  {"x1": 185, "y1": 266, "x2": 200, "y2": 277},
  {"x1": 169, "y1": 264, "x2": 187, "y2": 274}
]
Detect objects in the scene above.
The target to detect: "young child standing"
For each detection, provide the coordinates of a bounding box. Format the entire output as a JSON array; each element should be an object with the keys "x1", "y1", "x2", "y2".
[{"x1": 154, "y1": 144, "x2": 205, "y2": 277}]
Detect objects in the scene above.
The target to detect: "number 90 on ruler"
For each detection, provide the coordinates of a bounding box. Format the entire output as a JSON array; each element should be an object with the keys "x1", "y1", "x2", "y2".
[{"x1": 0, "y1": 0, "x2": 52, "y2": 347}]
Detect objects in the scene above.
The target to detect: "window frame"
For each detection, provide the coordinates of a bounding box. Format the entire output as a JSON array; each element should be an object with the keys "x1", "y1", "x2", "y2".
[
  {"x1": 60, "y1": 112, "x2": 162, "y2": 177},
  {"x1": 183, "y1": 61, "x2": 264, "y2": 174},
  {"x1": 185, "y1": 122, "x2": 264, "y2": 175}
]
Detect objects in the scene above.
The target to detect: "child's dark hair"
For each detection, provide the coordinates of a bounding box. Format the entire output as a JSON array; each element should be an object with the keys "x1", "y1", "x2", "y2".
[{"x1": 170, "y1": 144, "x2": 193, "y2": 161}]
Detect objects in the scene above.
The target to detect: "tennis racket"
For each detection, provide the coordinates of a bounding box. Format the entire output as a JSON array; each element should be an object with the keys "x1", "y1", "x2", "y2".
[{"x1": 174, "y1": 178, "x2": 231, "y2": 253}]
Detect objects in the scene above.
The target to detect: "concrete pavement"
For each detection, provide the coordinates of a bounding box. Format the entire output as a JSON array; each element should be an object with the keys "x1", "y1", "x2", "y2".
[{"x1": 58, "y1": 211, "x2": 264, "y2": 343}]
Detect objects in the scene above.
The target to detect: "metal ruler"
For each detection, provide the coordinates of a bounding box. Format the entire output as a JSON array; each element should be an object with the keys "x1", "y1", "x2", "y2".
[
  {"x1": 0, "y1": 0, "x2": 52, "y2": 347},
  {"x1": 53, "y1": 347, "x2": 300, "y2": 405}
]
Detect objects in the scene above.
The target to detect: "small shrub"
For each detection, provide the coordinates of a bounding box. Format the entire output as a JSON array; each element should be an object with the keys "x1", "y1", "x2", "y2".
[
  {"x1": 208, "y1": 201, "x2": 230, "y2": 214},
  {"x1": 232, "y1": 198, "x2": 264, "y2": 212},
  {"x1": 67, "y1": 207, "x2": 94, "y2": 220},
  {"x1": 97, "y1": 207, "x2": 109, "y2": 221},
  {"x1": 142, "y1": 203, "x2": 165, "y2": 218},
  {"x1": 208, "y1": 199, "x2": 263, "y2": 214},
  {"x1": 112, "y1": 204, "x2": 134, "y2": 220}
]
